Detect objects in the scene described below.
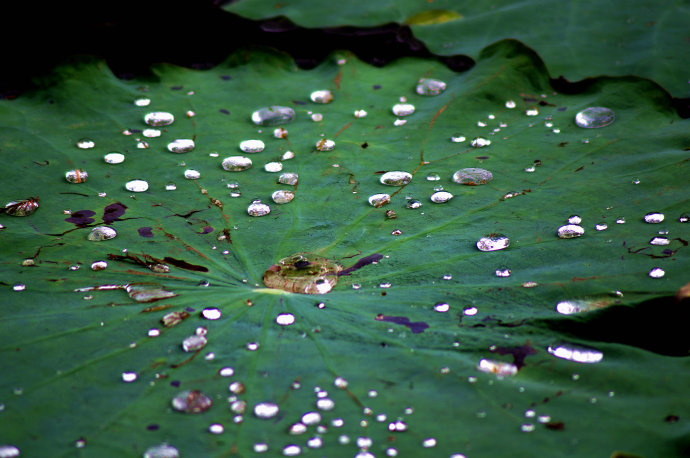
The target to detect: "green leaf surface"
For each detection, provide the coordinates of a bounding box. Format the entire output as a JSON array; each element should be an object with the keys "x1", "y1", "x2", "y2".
[
  {"x1": 223, "y1": 0, "x2": 690, "y2": 98},
  {"x1": 1, "y1": 40, "x2": 689, "y2": 457}
]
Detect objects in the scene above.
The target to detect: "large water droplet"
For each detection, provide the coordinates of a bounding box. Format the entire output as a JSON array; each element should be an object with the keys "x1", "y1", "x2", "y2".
[
  {"x1": 254, "y1": 402, "x2": 280, "y2": 419},
  {"x1": 574, "y1": 107, "x2": 615, "y2": 128},
  {"x1": 247, "y1": 200, "x2": 271, "y2": 217},
  {"x1": 125, "y1": 179, "x2": 149, "y2": 192},
  {"x1": 392, "y1": 103, "x2": 415, "y2": 116},
  {"x1": 104, "y1": 152, "x2": 125, "y2": 164},
  {"x1": 416, "y1": 78, "x2": 446, "y2": 96},
  {"x1": 184, "y1": 169, "x2": 200, "y2": 180},
  {"x1": 476, "y1": 234, "x2": 509, "y2": 251},
  {"x1": 380, "y1": 171, "x2": 412, "y2": 186},
  {"x1": 547, "y1": 343, "x2": 603, "y2": 363},
  {"x1": 65, "y1": 169, "x2": 88, "y2": 183},
  {"x1": 557, "y1": 224, "x2": 585, "y2": 238},
  {"x1": 368, "y1": 193, "x2": 391, "y2": 207},
  {"x1": 167, "y1": 139, "x2": 195, "y2": 153},
  {"x1": 310, "y1": 89, "x2": 333, "y2": 103},
  {"x1": 272, "y1": 190, "x2": 295, "y2": 204},
  {"x1": 239, "y1": 140, "x2": 265, "y2": 153},
  {"x1": 251, "y1": 106, "x2": 295, "y2": 126},
  {"x1": 126, "y1": 283, "x2": 177, "y2": 302},
  {"x1": 87, "y1": 226, "x2": 117, "y2": 241},
  {"x1": 278, "y1": 172, "x2": 299, "y2": 186},
  {"x1": 143, "y1": 443, "x2": 179, "y2": 458},
  {"x1": 452, "y1": 168, "x2": 493, "y2": 185},
  {"x1": 222, "y1": 156, "x2": 252, "y2": 171},
  {"x1": 171, "y1": 390, "x2": 212, "y2": 413},
  {"x1": 643, "y1": 212, "x2": 664, "y2": 224},
  {"x1": 430, "y1": 191, "x2": 453, "y2": 203},
  {"x1": 315, "y1": 139, "x2": 335, "y2": 151},
  {"x1": 4, "y1": 197, "x2": 39, "y2": 216},
  {"x1": 263, "y1": 253, "x2": 343, "y2": 294},
  {"x1": 144, "y1": 112, "x2": 175, "y2": 126}
]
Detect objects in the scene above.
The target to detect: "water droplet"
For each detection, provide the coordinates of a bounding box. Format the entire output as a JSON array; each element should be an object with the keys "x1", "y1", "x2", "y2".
[
  {"x1": 282, "y1": 444, "x2": 301, "y2": 456},
  {"x1": 416, "y1": 78, "x2": 446, "y2": 96},
  {"x1": 616, "y1": 216, "x2": 626, "y2": 224},
  {"x1": 433, "y1": 302, "x2": 450, "y2": 313},
  {"x1": 65, "y1": 169, "x2": 88, "y2": 183},
  {"x1": 239, "y1": 139, "x2": 265, "y2": 153},
  {"x1": 477, "y1": 359, "x2": 518, "y2": 376},
  {"x1": 281, "y1": 151, "x2": 295, "y2": 161},
  {"x1": 575, "y1": 107, "x2": 615, "y2": 128},
  {"x1": 4, "y1": 197, "x2": 39, "y2": 217},
  {"x1": 208, "y1": 423, "x2": 224, "y2": 434},
  {"x1": 182, "y1": 334, "x2": 207, "y2": 352},
  {"x1": 316, "y1": 398, "x2": 335, "y2": 410},
  {"x1": 442, "y1": 273, "x2": 452, "y2": 280},
  {"x1": 218, "y1": 367, "x2": 234, "y2": 377},
  {"x1": 184, "y1": 169, "x2": 200, "y2": 180},
  {"x1": 274, "y1": 127, "x2": 288, "y2": 138},
  {"x1": 567, "y1": 215, "x2": 582, "y2": 225},
  {"x1": 143, "y1": 128, "x2": 161, "y2": 138},
  {"x1": 450, "y1": 134, "x2": 466, "y2": 143},
  {"x1": 122, "y1": 371, "x2": 138, "y2": 382},
  {"x1": 649, "y1": 236, "x2": 670, "y2": 246},
  {"x1": 76, "y1": 138, "x2": 95, "y2": 149},
  {"x1": 476, "y1": 234, "x2": 509, "y2": 251},
  {"x1": 310, "y1": 89, "x2": 333, "y2": 103},
  {"x1": 424, "y1": 172, "x2": 440, "y2": 182},
  {"x1": 470, "y1": 137, "x2": 491, "y2": 148},
  {"x1": 525, "y1": 108, "x2": 539, "y2": 116},
  {"x1": 505, "y1": 100, "x2": 516, "y2": 109},
  {"x1": 229, "y1": 381, "x2": 246, "y2": 393},
  {"x1": 125, "y1": 179, "x2": 149, "y2": 192},
  {"x1": 557, "y1": 224, "x2": 585, "y2": 238},
  {"x1": 11, "y1": 284, "x2": 25, "y2": 292},
  {"x1": 547, "y1": 343, "x2": 603, "y2": 363},
  {"x1": 430, "y1": 191, "x2": 453, "y2": 203},
  {"x1": 87, "y1": 226, "x2": 117, "y2": 241},
  {"x1": 247, "y1": 200, "x2": 271, "y2": 217},
  {"x1": 380, "y1": 171, "x2": 412, "y2": 186},
  {"x1": 264, "y1": 162, "x2": 283, "y2": 173},
  {"x1": 166, "y1": 139, "x2": 194, "y2": 154},
  {"x1": 368, "y1": 193, "x2": 391, "y2": 207},
  {"x1": 104, "y1": 152, "x2": 125, "y2": 164},
  {"x1": 648, "y1": 267, "x2": 665, "y2": 278},
  {"x1": 392, "y1": 103, "x2": 415, "y2": 116},
  {"x1": 679, "y1": 213, "x2": 689, "y2": 223},
  {"x1": 406, "y1": 199, "x2": 422, "y2": 209},
  {"x1": 422, "y1": 437, "x2": 437, "y2": 448},
  {"x1": 555, "y1": 298, "x2": 615, "y2": 315},
  {"x1": 278, "y1": 172, "x2": 299, "y2": 186},
  {"x1": 276, "y1": 313, "x2": 295, "y2": 326},
  {"x1": 595, "y1": 222, "x2": 608, "y2": 231},
  {"x1": 315, "y1": 139, "x2": 335, "y2": 151},
  {"x1": 271, "y1": 190, "x2": 295, "y2": 204},
  {"x1": 643, "y1": 212, "x2": 664, "y2": 224},
  {"x1": 495, "y1": 267, "x2": 511, "y2": 277},
  {"x1": 452, "y1": 168, "x2": 493, "y2": 185},
  {"x1": 253, "y1": 443, "x2": 269, "y2": 453},
  {"x1": 263, "y1": 253, "x2": 342, "y2": 294},
  {"x1": 252, "y1": 106, "x2": 295, "y2": 126},
  {"x1": 134, "y1": 97, "x2": 151, "y2": 107},
  {"x1": 144, "y1": 112, "x2": 174, "y2": 126},
  {"x1": 521, "y1": 424, "x2": 535, "y2": 433},
  {"x1": 143, "y1": 443, "x2": 179, "y2": 458},
  {"x1": 201, "y1": 307, "x2": 222, "y2": 320},
  {"x1": 221, "y1": 156, "x2": 252, "y2": 172},
  {"x1": 463, "y1": 306, "x2": 478, "y2": 316},
  {"x1": 171, "y1": 390, "x2": 213, "y2": 413},
  {"x1": 310, "y1": 113, "x2": 323, "y2": 122},
  {"x1": 254, "y1": 402, "x2": 279, "y2": 419},
  {"x1": 354, "y1": 109, "x2": 368, "y2": 118},
  {"x1": 289, "y1": 422, "x2": 308, "y2": 435}
]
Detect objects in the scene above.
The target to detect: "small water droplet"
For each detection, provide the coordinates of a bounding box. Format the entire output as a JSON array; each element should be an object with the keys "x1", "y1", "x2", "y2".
[
  {"x1": 165, "y1": 182, "x2": 177, "y2": 191},
  {"x1": 282, "y1": 444, "x2": 301, "y2": 456},
  {"x1": 134, "y1": 96, "x2": 151, "y2": 107},
  {"x1": 143, "y1": 443, "x2": 179, "y2": 458},
  {"x1": 315, "y1": 139, "x2": 335, "y2": 151},
  {"x1": 422, "y1": 437, "x2": 437, "y2": 448},
  {"x1": 221, "y1": 156, "x2": 252, "y2": 172},
  {"x1": 476, "y1": 234, "x2": 509, "y2": 251},
  {"x1": 65, "y1": 169, "x2": 88, "y2": 183},
  {"x1": 12, "y1": 284, "x2": 26, "y2": 292},
  {"x1": 247, "y1": 200, "x2": 271, "y2": 217},
  {"x1": 171, "y1": 390, "x2": 213, "y2": 413},
  {"x1": 547, "y1": 343, "x2": 603, "y2": 363},
  {"x1": 442, "y1": 273, "x2": 452, "y2": 280},
  {"x1": 648, "y1": 267, "x2": 665, "y2": 278},
  {"x1": 310, "y1": 89, "x2": 333, "y2": 103},
  {"x1": 274, "y1": 127, "x2": 288, "y2": 138},
  {"x1": 425, "y1": 172, "x2": 440, "y2": 181},
  {"x1": 311, "y1": 113, "x2": 323, "y2": 122},
  {"x1": 181, "y1": 334, "x2": 207, "y2": 352},
  {"x1": 649, "y1": 236, "x2": 670, "y2": 246},
  {"x1": 239, "y1": 139, "x2": 265, "y2": 153},
  {"x1": 463, "y1": 307, "x2": 478, "y2": 316},
  {"x1": 433, "y1": 302, "x2": 450, "y2": 313},
  {"x1": 679, "y1": 213, "x2": 689, "y2": 223},
  {"x1": 201, "y1": 307, "x2": 222, "y2": 320},
  {"x1": 380, "y1": 171, "x2": 412, "y2": 186},
  {"x1": 430, "y1": 191, "x2": 453, "y2": 203},
  {"x1": 144, "y1": 112, "x2": 174, "y2": 126},
  {"x1": 272, "y1": 189, "x2": 295, "y2": 204},
  {"x1": 264, "y1": 162, "x2": 283, "y2": 173},
  {"x1": 575, "y1": 107, "x2": 615, "y2": 128},
  {"x1": 218, "y1": 367, "x2": 234, "y2": 377},
  {"x1": 555, "y1": 298, "x2": 615, "y2": 314},
  {"x1": 643, "y1": 212, "x2": 664, "y2": 224},
  {"x1": 495, "y1": 266, "x2": 511, "y2": 277},
  {"x1": 276, "y1": 313, "x2": 295, "y2": 326},
  {"x1": 354, "y1": 109, "x2": 368, "y2": 118},
  {"x1": 251, "y1": 106, "x2": 295, "y2": 126},
  {"x1": 450, "y1": 134, "x2": 466, "y2": 143},
  {"x1": 567, "y1": 215, "x2": 582, "y2": 224},
  {"x1": 253, "y1": 443, "x2": 269, "y2": 453},
  {"x1": 477, "y1": 359, "x2": 517, "y2": 376},
  {"x1": 254, "y1": 402, "x2": 280, "y2": 419},
  {"x1": 505, "y1": 100, "x2": 516, "y2": 109},
  {"x1": 557, "y1": 224, "x2": 585, "y2": 238},
  {"x1": 103, "y1": 152, "x2": 125, "y2": 164},
  {"x1": 183, "y1": 169, "x2": 200, "y2": 180},
  {"x1": 278, "y1": 172, "x2": 299, "y2": 186},
  {"x1": 594, "y1": 222, "x2": 608, "y2": 231},
  {"x1": 143, "y1": 128, "x2": 161, "y2": 138},
  {"x1": 316, "y1": 398, "x2": 335, "y2": 410},
  {"x1": 392, "y1": 103, "x2": 415, "y2": 116},
  {"x1": 368, "y1": 193, "x2": 391, "y2": 207},
  {"x1": 87, "y1": 226, "x2": 117, "y2": 241},
  {"x1": 125, "y1": 179, "x2": 149, "y2": 192},
  {"x1": 208, "y1": 423, "x2": 224, "y2": 434},
  {"x1": 263, "y1": 253, "x2": 342, "y2": 294},
  {"x1": 521, "y1": 424, "x2": 535, "y2": 433},
  {"x1": 452, "y1": 168, "x2": 493, "y2": 185},
  {"x1": 76, "y1": 138, "x2": 95, "y2": 149},
  {"x1": 167, "y1": 139, "x2": 195, "y2": 153},
  {"x1": 416, "y1": 78, "x2": 446, "y2": 96},
  {"x1": 122, "y1": 371, "x2": 138, "y2": 382},
  {"x1": 470, "y1": 137, "x2": 491, "y2": 148},
  {"x1": 406, "y1": 199, "x2": 422, "y2": 209}
]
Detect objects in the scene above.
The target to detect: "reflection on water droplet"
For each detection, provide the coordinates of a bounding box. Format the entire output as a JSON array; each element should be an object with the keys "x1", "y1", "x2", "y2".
[
  {"x1": 380, "y1": 171, "x2": 412, "y2": 186},
  {"x1": 281, "y1": 151, "x2": 295, "y2": 161},
  {"x1": 104, "y1": 152, "x2": 125, "y2": 164},
  {"x1": 648, "y1": 267, "x2": 665, "y2": 278},
  {"x1": 167, "y1": 139, "x2": 195, "y2": 153},
  {"x1": 547, "y1": 343, "x2": 603, "y2": 363},
  {"x1": 87, "y1": 226, "x2": 117, "y2": 241},
  {"x1": 278, "y1": 172, "x2": 299, "y2": 186},
  {"x1": 172, "y1": 390, "x2": 212, "y2": 413},
  {"x1": 143, "y1": 443, "x2": 179, "y2": 458},
  {"x1": 65, "y1": 169, "x2": 88, "y2": 183},
  {"x1": 521, "y1": 424, "x2": 535, "y2": 433},
  {"x1": 495, "y1": 267, "x2": 511, "y2": 277},
  {"x1": 252, "y1": 106, "x2": 295, "y2": 126},
  {"x1": 416, "y1": 78, "x2": 446, "y2": 96},
  {"x1": 434, "y1": 302, "x2": 450, "y2": 313},
  {"x1": 464, "y1": 307, "x2": 478, "y2": 316},
  {"x1": 575, "y1": 107, "x2": 614, "y2": 128},
  {"x1": 310, "y1": 89, "x2": 333, "y2": 103},
  {"x1": 368, "y1": 193, "x2": 391, "y2": 207},
  {"x1": 392, "y1": 103, "x2": 415, "y2": 116},
  {"x1": 476, "y1": 234, "x2": 509, "y2": 251},
  {"x1": 144, "y1": 112, "x2": 174, "y2": 126},
  {"x1": 254, "y1": 402, "x2": 279, "y2": 419},
  {"x1": 247, "y1": 200, "x2": 271, "y2": 217},
  {"x1": 240, "y1": 140, "x2": 265, "y2": 153},
  {"x1": 557, "y1": 224, "x2": 585, "y2": 238},
  {"x1": 471, "y1": 137, "x2": 491, "y2": 148},
  {"x1": 184, "y1": 169, "x2": 200, "y2": 180},
  {"x1": 253, "y1": 443, "x2": 269, "y2": 453},
  {"x1": 263, "y1": 253, "x2": 342, "y2": 294},
  {"x1": 643, "y1": 212, "x2": 664, "y2": 224},
  {"x1": 125, "y1": 179, "x2": 149, "y2": 192},
  {"x1": 264, "y1": 162, "x2": 283, "y2": 173},
  {"x1": 430, "y1": 191, "x2": 453, "y2": 203},
  {"x1": 477, "y1": 359, "x2": 517, "y2": 376},
  {"x1": 221, "y1": 156, "x2": 252, "y2": 171},
  {"x1": 272, "y1": 190, "x2": 295, "y2": 204},
  {"x1": 315, "y1": 139, "x2": 335, "y2": 151},
  {"x1": 452, "y1": 168, "x2": 493, "y2": 185}
]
